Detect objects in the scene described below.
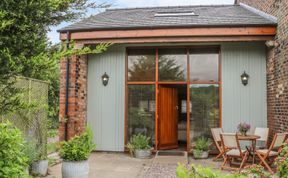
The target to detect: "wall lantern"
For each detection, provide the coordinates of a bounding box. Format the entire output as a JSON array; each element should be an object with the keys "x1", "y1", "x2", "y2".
[
  {"x1": 241, "y1": 71, "x2": 249, "y2": 86},
  {"x1": 102, "y1": 72, "x2": 109, "y2": 86}
]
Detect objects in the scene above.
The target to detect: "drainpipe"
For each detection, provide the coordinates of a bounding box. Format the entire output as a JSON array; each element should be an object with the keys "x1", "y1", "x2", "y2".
[{"x1": 64, "y1": 31, "x2": 70, "y2": 141}]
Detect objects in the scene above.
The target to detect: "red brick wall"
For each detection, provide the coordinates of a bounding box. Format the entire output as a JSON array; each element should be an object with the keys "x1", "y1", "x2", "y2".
[
  {"x1": 237, "y1": 0, "x2": 288, "y2": 135},
  {"x1": 59, "y1": 55, "x2": 88, "y2": 141}
]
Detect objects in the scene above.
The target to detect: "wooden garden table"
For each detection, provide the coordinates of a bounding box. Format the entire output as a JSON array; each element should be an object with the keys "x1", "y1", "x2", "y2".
[{"x1": 237, "y1": 134, "x2": 261, "y2": 164}]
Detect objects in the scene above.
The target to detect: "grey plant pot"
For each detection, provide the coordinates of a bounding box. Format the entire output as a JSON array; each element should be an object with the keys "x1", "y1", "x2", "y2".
[
  {"x1": 62, "y1": 160, "x2": 89, "y2": 178},
  {"x1": 193, "y1": 150, "x2": 209, "y2": 159},
  {"x1": 31, "y1": 159, "x2": 48, "y2": 176},
  {"x1": 134, "y1": 149, "x2": 152, "y2": 159}
]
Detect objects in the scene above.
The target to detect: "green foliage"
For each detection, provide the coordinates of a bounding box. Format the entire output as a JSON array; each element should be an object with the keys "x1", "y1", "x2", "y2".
[
  {"x1": 176, "y1": 164, "x2": 246, "y2": 178},
  {"x1": 0, "y1": 121, "x2": 28, "y2": 178},
  {"x1": 48, "y1": 129, "x2": 58, "y2": 138},
  {"x1": 240, "y1": 164, "x2": 270, "y2": 178},
  {"x1": 23, "y1": 139, "x2": 39, "y2": 167},
  {"x1": 194, "y1": 137, "x2": 212, "y2": 151},
  {"x1": 0, "y1": 0, "x2": 110, "y2": 125},
  {"x1": 59, "y1": 126, "x2": 96, "y2": 161},
  {"x1": 275, "y1": 142, "x2": 288, "y2": 177},
  {"x1": 126, "y1": 134, "x2": 151, "y2": 155}
]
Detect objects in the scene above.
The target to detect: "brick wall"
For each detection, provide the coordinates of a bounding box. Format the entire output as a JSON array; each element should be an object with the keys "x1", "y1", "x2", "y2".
[
  {"x1": 237, "y1": 0, "x2": 288, "y2": 135},
  {"x1": 59, "y1": 55, "x2": 88, "y2": 141}
]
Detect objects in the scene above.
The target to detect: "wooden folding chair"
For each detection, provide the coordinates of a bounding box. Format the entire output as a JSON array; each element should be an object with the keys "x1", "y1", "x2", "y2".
[
  {"x1": 246, "y1": 127, "x2": 269, "y2": 159},
  {"x1": 211, "y1": 128, "x2": 224, "y2": 161},
  {"x1": 220, "y1": 133, "x2": 249, "y2": 172},
  {"x1": 256, "y1": 132, "x2": 287, "y2": 173},
  {"x1": 254, "y1": 127, "x2": 269, "y2": 149}
]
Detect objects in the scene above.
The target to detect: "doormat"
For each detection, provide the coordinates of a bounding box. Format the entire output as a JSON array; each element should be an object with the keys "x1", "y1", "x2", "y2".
[
  {"x1": 154, "y1": 151, "x2": 188, "y2": 164},
  {"x1": 157, "y1": 151, "x2": 185, "y2": 156}
]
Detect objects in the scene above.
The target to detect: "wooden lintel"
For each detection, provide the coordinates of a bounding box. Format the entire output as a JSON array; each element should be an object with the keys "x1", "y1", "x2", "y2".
[
  {"x1": 73, "y1": 35, "x2": 275, "y2": 45},
  {"x1": 60, "y1": 27, "x2": 276, "y2": 41}
]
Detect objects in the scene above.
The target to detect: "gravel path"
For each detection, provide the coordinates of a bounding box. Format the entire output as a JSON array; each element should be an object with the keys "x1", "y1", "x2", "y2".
[{"x1": 140, "y1": 163, "x2": 178, "y2": 178}]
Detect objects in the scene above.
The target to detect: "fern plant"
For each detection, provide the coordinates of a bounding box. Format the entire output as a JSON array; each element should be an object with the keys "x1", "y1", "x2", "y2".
[{"x1": 126, "y1": 133, "x2": 151, "y2": 156}]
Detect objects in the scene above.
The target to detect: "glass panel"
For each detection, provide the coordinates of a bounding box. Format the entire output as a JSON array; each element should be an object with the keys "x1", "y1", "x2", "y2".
[
  {"x1": 127, "y1": 85, "x2": 155, "y2": 146},
  {"x1": 159, "y1": 48, "x2": 187, "y2": 81},
  {"x1": 189, "y1": 84, "x2": 219, "y2": 143},
  {"x1": 128, "y1": 49, "x2": 156, "y2": 81},
  {"x1": 189, "y1": 52, "x2": 219, "y2": 82}
]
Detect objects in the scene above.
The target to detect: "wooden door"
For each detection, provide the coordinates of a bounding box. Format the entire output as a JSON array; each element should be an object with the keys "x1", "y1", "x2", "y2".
[{"x1": 158, "y1": 86, "x2": 178, "y2": 149}]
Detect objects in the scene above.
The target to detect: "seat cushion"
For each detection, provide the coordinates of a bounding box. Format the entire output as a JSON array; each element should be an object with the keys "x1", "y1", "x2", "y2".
[
  {"x1": 226, "y1": 149, "x2": 247, "y2": 156},
  {"x1": 257, "y1": 149, "x2": 278, "y2": 156}
]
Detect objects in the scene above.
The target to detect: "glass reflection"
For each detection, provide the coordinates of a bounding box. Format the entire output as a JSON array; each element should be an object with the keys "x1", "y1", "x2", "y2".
[
  {"x1": 128, "y1": 49, "x2": 156, "y2": 81},
  {"x1": 128, "y1": 85, "x2": 155, "y2": 145},
  {"x1": 189, "y1": 84, "x2": 219, "y2": 142},
  {"x1": 158, "y1": 48, "x2": 187, "y2": 81},
  {"x1": 190, "y1": 53, "x2": 218, "y2": 82}
]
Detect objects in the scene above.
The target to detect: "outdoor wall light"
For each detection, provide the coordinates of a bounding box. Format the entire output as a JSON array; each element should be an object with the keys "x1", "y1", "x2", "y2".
[
  {"x1": 241, "y1": 71, "x2": 249, "y2": 86},
  {"x1": 102, "y1": 72, "x2": 109, "y2": 86}
]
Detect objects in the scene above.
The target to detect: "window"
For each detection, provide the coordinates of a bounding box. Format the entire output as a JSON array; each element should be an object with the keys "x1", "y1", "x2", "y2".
[
  {"x1": 158, "y1": 48, "x2": 187, "y2": 81},
  {"x1": 155, "y1": 11, "x2": 197, "y2": 17},
  {"x1": 189, "y1": 84, "x2": 219, "y2": 142},
  {"x1": 128, "y1": 49, "x2": 156, "y2": 81},
  {"x1": 127, "y1": 85, "x2": 155, "y2": 145},
  {"x1": 189, "y1": 50, "x2": 219, "y2": 82}
]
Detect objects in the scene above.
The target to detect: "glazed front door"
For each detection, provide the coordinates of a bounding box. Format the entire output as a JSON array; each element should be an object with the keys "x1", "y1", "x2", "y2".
[{"x1": 158, "y1": 86, "x2": 178, "y2": 149}]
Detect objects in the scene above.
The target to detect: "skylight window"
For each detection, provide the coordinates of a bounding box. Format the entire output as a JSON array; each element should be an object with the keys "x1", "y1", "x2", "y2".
[{"x1": 154, "y1": 11, "x2": 197, "y2": 17}]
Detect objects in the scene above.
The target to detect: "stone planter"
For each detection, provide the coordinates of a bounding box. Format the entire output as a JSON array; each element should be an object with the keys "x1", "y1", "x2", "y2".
[
  {"x1": 193, "y1": 150, "x2": 209, "y2": 159},
  {"x1": 62, "y1": 160, "x2": 89, "y2": 178},
  {"x1": 134, "y1": 149, "x2": 152, "y2": 159},
  {"x1": 31, "y1": 159, "x2": 48, "y2": 176}
]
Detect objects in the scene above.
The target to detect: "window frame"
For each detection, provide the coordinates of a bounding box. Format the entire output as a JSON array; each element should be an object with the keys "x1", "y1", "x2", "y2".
[{"x1": 125, "y1": 45, "x2": 222, "y2": 151}]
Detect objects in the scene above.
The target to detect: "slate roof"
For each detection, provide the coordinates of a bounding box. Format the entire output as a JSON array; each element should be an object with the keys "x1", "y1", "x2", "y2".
[{"x1": 58, "y1": 5, "x2": 277, "y2": 32}]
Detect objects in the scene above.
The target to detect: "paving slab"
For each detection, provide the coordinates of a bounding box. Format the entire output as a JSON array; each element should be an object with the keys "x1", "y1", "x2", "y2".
[{"x1": 47, "y1": 152, "x2": 232, "y2": 178}]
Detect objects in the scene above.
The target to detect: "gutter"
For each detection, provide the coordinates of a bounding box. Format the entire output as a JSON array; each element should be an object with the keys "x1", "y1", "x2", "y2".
[{"x1": 64, "y1": 31, "x2": 70, "y2": 141}]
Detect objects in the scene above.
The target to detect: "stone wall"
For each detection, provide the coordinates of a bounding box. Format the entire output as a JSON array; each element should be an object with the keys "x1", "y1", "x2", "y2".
[
  {"x1": 59, "y1": 55, "x2": 88, "y2": 141},
  {"x1": 237, "y1": 0, "x2": 288, "y2": 135}
]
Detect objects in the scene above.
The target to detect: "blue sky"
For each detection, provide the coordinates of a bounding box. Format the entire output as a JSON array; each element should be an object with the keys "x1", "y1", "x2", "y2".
[{"x1": 48, "y1": 0, "x2": 234, "y2": 44}]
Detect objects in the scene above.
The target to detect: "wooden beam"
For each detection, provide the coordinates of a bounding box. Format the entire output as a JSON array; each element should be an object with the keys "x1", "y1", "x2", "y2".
[
  {"x1": 60, "y1": 27, "x2": 276, "y2": 41},
  {"x1": 74, "y1": 35, "x2": 275, "y2": 44}
]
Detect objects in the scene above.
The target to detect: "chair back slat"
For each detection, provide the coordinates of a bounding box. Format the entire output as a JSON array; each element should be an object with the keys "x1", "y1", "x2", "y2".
[
  {"x1": 221, "y1": 133, "x2": 238, "y2": 148},
  {"x1": 254, "y1": 127, "x2": 269, "y2": 142},
  {"x1": 211, "y1": 128, "x2": 223, "y2": 142},
  {"x1": 272, "y1": 133, "x2": 287, "y2": 149}
]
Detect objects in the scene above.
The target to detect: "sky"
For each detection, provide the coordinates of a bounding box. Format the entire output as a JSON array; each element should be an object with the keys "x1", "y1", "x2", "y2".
[{"x1": 48, "y1": 0, "x2": 235, "y2": 44}]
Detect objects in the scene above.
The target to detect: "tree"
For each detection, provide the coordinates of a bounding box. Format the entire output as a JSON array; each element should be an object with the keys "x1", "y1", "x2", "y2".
[{"x1": 0, "y1": 0, "x2": 109, "y2": 120}]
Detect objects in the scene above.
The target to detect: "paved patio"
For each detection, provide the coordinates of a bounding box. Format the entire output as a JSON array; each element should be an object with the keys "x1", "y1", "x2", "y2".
[{"x1": 47, "y1": 152, "x2": 226, "y2": 178}]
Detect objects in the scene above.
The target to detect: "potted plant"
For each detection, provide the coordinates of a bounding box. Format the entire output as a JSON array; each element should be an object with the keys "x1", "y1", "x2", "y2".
[
  {"x1": 126, "y1": 133, "x2": 152, "y2": 159},
  {"x1": 192, "y1": 137, "x2": 212, "y2": 159},
  {"x1": 31, "y1": 152, "x2": 48, "y2": 177},
  {"x1": 237, "y1": 122, "x2": 251, "y2": 136},
  {"x1": 59, "y1": 126, "x2": 96, "y2": 178},
  {"x1": 23, "y1": 139, "x2": 39, "y2": 175}
]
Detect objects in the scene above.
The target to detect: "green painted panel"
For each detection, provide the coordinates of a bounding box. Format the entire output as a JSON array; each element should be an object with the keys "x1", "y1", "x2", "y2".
[
  {"x1": 221, "y1": 42, "x2": 267, "y2": 133},
  {"x1": 87, "y1": 45, "x2": 125, "y2": 151}
]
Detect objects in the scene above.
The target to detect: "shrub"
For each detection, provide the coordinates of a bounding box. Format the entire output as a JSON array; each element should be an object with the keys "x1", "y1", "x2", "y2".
[
  {"x1": 59, "y1": 126, "x2": 96, "y2": 161},
  {"x1": 23, "y1": 139, "x2": 39, "y2": 167},
  {"x1": 194, "y1": 137, "x2": 211, "y2": 151},
  {"x1": 126, "y1": 133, "x2": 151, "y2": 156},
  {"x1": 176, "y1": 164, "x2": 247, "y2": 178},
  {"x1": 0, "y1": 121, "x2": 28, "y2": 177},
  {"x1": 275, "y1": 142, "x2": 288, "y2": 177}
]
